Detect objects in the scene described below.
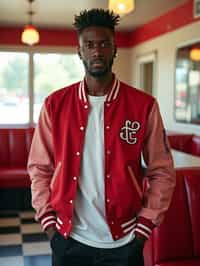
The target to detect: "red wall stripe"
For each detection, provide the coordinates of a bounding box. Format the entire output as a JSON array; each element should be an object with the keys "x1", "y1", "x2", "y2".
[
  {"x1": 0, "y1": 26, "x2": 130, "y2": 48},
  {"x1": 127, "y1": 0, "x2": 200, "y2": 47},
  {"x1": 0, "y1": 0, "x2": 199, "y2": 48},
  {"x1": 0, "y1": 27, "x2": 77, "y2": 46}
]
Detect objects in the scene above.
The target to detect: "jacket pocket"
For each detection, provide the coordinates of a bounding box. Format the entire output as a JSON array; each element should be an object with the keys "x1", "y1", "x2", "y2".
[
  {"x1": 50, "y1": 161, "x2": 62, "y2": 190},
  {"x1": 127, "y1": 165, "x2": 142, "y2": 200}
]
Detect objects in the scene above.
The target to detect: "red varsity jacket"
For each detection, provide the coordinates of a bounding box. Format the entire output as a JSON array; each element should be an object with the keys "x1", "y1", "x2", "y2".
[{"x1": 28, "y1": 76, "x2": 175, "y2": 241}]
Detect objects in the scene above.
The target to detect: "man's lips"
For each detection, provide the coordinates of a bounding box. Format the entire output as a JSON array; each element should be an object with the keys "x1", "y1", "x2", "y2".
[{"x1": 91, "y1": 60, "x2": 105, "y2": 67}]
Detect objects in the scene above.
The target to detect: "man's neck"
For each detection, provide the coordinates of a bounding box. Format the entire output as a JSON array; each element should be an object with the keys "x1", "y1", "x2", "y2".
[{"x1": 85, "y1": 73, "x2": 113, "y2": 96}]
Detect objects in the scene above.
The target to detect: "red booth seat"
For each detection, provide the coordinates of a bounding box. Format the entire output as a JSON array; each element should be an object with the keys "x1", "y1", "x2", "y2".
[
  {"x1": 0, "y1": 167, "x2": 30, "y2": 188},
  {"x1": 0, "y1": 128, "x2": 35, "y2": 210},
  {"x1": 144, "y1": 167, "x2": 200, "y2": 266},
  {"x1": 0, "y1": 128, "x2": 34, "y2": 188}
]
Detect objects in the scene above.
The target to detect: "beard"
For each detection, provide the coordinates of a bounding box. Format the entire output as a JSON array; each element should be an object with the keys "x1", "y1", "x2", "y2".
[{"x1": 82, "y1": 57, "x2": 114, "y2": 78}]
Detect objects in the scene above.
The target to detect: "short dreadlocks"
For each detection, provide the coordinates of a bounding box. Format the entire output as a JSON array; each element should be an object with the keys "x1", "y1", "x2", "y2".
[{"x1": 73, "y1": 8, "x2": 120, "y2": 35}]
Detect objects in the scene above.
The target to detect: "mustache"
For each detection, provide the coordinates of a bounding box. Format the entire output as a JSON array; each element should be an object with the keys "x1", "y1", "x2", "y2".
[{"x1": 90, "y1": 58, "x2": 105, "y2": 64}]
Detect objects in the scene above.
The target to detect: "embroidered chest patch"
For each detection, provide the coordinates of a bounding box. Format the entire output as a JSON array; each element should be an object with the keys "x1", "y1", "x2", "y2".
[{"x1": 120, "y1": 120, "x2": 141, "y2": 144}]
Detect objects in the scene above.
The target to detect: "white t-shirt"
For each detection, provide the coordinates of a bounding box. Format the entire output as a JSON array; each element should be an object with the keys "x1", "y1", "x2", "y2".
[{"x1": 70, "y1": 95, "x2": 134, "y2": 248}]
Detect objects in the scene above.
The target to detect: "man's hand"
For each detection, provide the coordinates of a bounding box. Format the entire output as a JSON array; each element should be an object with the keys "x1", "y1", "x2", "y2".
[{"x1": 45, "y1": 226, "x2": 57, "y2": 241}]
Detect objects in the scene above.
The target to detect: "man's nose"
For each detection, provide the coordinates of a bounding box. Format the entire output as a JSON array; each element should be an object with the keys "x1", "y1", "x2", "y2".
[{"x1": 91, "y1": 44, "x2": 103, "y2": 57}]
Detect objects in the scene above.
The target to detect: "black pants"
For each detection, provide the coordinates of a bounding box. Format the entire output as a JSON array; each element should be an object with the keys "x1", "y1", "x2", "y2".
[{"x1": 51, "y1": 232, "x2": 144, "y2": 266}]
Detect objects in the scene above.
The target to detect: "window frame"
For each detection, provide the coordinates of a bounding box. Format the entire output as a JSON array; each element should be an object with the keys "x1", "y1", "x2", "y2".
[{"x1": 174, "y1": 39, "x2": 200, "y2": 125}]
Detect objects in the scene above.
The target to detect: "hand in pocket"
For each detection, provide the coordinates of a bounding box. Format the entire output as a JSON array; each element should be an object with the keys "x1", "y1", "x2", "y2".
[{"x1": 50, "y1": 231, "x2": 71, "y2": 257}]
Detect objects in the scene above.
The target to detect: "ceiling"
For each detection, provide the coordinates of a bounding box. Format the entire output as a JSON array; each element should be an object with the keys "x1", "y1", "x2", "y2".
[{"x1": 0, "y1": 0, "x2": 187, "y2": 31}]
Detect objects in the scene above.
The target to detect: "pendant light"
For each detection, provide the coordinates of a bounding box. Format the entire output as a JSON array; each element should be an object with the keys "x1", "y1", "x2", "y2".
[
  {"x1": 108, "y1": 0, "x2": 135, "y2": 16},
  {"x1": 190, "y1": 48, "x2": 200, "y2": 61},
  {"x1": 21, "y1": 0, "x2": 40, "y2": 45}
]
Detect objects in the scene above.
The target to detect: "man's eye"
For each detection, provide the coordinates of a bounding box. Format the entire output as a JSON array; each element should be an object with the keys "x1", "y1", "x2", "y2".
[
  {"x1": 87, "y1": 42, "x2": 93, "y2": 49},
  {"x1": 83, "y1": 42, "x2": 93, "y2": 49},
  {"x1": 100, "y1": 42, "x2": 111, "y2": 48},
  {"x1": 84, "y1": 41, "x2": 112, "y2": 49}
]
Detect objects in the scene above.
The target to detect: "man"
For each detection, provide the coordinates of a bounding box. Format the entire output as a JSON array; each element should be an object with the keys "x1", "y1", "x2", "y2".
[{"x1": 28, "y1": 8, "x2": 175, "y2": 266}]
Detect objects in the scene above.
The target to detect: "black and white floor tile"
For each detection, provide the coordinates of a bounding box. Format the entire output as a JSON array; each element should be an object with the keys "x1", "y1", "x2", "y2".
[{"x1": 0, "y1": 210, "x2": 52, "y2": 266}]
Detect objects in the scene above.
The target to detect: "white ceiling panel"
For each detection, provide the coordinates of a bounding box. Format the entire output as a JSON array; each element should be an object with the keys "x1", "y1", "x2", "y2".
[{"x1": 0, "y1": 0, "x2": 187, "y2": 31}]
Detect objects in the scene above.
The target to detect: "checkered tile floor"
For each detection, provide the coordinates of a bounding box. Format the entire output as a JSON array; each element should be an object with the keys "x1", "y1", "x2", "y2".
[{"x1": 0, "y1": 210, "x2": 52, "y2": 266}]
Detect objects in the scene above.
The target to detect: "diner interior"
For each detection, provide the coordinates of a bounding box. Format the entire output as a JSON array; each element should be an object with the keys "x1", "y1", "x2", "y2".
[{"x1": 0, "y1": 0, "x2": 200, "y2": 265}]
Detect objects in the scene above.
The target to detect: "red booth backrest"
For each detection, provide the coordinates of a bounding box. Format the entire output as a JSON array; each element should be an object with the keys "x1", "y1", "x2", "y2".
[
  {"x1": 0, "y1": 128, "x2": 34, "y2": 167},
  {"x1": 190, "y1": 136, "x2": 200, "y2": 156},
  {"x1": 167, "y1": 134, "x2": 194, "y2": 153},
  {"x1": 145, "y1": 168, "x2": 200, "y2": 266},
  {"x1": 167, "y1": 133, "x2": 200, "y2": 157}
]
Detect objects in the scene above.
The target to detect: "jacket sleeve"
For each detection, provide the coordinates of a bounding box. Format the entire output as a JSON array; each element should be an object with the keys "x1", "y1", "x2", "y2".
[
  {"x1": 135, "y1": 100, "x2": 176, "y2": 239},
  {"x1": 27, "y1": 102, "x2": 57, "y2": 231}
]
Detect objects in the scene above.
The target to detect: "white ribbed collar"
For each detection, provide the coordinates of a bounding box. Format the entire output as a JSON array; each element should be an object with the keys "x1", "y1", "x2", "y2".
[{"x1": 78, "y1": 75, "x2": 120, "y2": 103}]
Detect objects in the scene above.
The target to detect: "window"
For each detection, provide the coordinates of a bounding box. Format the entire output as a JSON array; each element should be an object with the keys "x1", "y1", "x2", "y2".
[
  {"x1": 0, "y1": 52, "x2": 29, "y2": 124},
  {"x1": 33, "y1": 53, "x2": 84, "y2": 122},
  {"x1": 175, "y1": 42, "x2": 200, "y2": 124},
  {"x1": 0, "y1": 50, "x2": 84, "y2": 125}
]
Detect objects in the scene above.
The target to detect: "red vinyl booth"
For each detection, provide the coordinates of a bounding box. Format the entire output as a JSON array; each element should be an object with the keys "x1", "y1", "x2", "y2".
[
  {"x1": 0, "y1": 128, "x2": 34, "y2": 209},
  {"x1": 167, "y1": 132, "x2": 200, "y2": 157},
  {"x1": 190, "y1": 135, "x2": 200, "y2": 156},
  {"x1": 144, "y1": 167, "x2": 200, "y2": 266}
]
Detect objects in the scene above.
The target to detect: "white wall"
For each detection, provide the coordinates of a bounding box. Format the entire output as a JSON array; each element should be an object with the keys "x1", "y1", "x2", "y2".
[
  {"x1": 113, "y1": 48, "x2": 133, "y2": 85},
  {"x1": 130, "y1": 20, "x2": 200, "y2": 135}
]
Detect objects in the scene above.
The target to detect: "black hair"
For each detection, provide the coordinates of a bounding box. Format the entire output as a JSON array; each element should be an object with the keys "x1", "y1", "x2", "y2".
[{"x1": 73, "y1": 8, "x2": 120, "y2": 35}]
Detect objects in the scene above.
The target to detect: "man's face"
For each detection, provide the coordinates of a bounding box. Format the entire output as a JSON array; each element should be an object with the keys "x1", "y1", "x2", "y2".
[{"x1": 78, "y1": 26, "x2": 117, "y2": 78}]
